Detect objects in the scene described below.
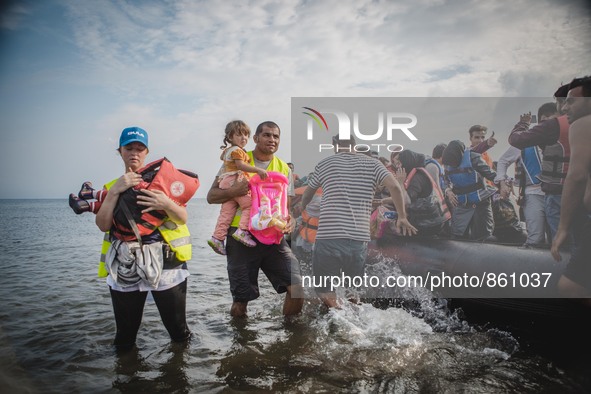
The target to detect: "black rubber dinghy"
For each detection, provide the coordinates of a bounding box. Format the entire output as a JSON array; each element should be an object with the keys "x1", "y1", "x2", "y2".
[{"x1": 366, "y1": 235, "x2": 591, "y2": 355}]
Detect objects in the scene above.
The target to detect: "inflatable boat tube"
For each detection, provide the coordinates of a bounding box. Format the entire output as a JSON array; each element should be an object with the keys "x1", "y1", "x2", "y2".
[
  {"x1": 367, "y1": 235, "x2": 591, "y2": 350},
  {"x1": 368, "y1": 235, "x2": 568, "y2": 298}
]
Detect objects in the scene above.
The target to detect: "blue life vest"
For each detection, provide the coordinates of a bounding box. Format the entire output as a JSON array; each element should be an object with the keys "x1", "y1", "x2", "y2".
[
  {"x1": 445, "y1": 150, "x2": 487, "y2": 205},
  {"x1": 516, "y1": 146, "x2": 542, "y2": 187}
]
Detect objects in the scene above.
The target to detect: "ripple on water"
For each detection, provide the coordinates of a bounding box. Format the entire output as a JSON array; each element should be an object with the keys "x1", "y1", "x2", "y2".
[{"x1": 1, "y1": 200, "x2": 590, "y2": 392}]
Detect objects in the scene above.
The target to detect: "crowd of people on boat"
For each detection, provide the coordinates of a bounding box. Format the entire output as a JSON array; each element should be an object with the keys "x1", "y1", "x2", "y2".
[
  {"x1": 66, "y1": 75, "x2": 590, "y2": 351},
  {"x1": 292, "y1": 75, "x2": 591, "y2": 303}
]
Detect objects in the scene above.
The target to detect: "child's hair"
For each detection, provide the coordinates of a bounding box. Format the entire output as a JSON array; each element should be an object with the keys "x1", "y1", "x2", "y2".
[{"x1": 221, "y1": 120, "x2": 251, "y2": 149}]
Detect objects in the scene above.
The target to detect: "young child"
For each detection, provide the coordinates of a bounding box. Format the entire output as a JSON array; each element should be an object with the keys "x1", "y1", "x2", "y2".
[
  {"x1": 69, "y1": 178, "x2": 149, "y2": 215},
  {"x1": 208, "y1": 120, "x2": 268, "y2": 255},
  {"x1": 69, "y1": 182, "x2": 107, "y2": 214},
  {"x1": 69, "y1": 157, "x2": 199, "y2": 218}
]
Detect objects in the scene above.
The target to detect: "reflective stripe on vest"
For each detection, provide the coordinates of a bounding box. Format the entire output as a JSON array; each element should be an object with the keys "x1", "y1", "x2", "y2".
[
  {"x1": 97, "y1": 232, "x2": 111, "y2": 277},
  {"x1": 445, "y1": 150, "x2": 486, "y2": 205},
  {"x1": 158, "y1": 221, "x2": 192, "y2": 261},
  {"x1": 97, "y1": 178, "x2": 118, "y2": 278},
  {"x1": 538, "y1": 115, "x2": 570, "y2": 185},
  {"x1": 230, "y1": 152, "x2": 290, "y2": 228}
]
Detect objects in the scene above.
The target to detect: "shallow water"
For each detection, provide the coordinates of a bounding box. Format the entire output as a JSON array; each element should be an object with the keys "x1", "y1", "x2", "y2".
[{"x1": 0, "y1": 199, "x2": 589, "y2": 393}]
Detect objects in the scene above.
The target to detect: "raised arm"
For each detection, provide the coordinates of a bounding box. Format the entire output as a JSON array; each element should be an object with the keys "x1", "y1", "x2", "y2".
[
  {"x1": 471, "y1": 131, "x2": 497, "y2": 154},
  {"x1": 508, "y1": 114, "x2": 559, "y2": 149}
]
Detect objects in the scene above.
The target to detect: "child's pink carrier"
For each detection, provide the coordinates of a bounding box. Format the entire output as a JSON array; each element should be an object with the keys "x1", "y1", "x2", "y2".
[{"x1": 249, "y1": 171, "x2": 289, "y2": 245}]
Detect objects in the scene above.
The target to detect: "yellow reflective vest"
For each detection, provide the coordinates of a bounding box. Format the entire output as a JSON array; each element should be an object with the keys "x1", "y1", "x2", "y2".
[
  {"x1": 97, "y1": 178, "x2": 192, "y2": 277},
  {"x1": 229, "y1": 151, "x2": 290, "y2": 228}
]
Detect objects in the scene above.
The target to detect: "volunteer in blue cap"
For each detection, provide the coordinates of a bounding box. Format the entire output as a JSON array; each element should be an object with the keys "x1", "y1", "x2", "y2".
[
  {"x1": 69, "y1": 127, "x2": 151, "y2": 214},
  {"x1": 94, "y1": 126, "x2": 192, "y2": 351}
]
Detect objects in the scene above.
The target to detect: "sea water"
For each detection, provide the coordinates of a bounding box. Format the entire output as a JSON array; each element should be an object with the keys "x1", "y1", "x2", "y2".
[{"x1": 0, "y1": 199, "x2": 589, "y2": 393}]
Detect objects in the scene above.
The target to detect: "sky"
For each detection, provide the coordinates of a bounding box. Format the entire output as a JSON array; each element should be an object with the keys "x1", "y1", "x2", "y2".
[{"x1": 0, "y1": 0, "x2": 589, "y2": 199}]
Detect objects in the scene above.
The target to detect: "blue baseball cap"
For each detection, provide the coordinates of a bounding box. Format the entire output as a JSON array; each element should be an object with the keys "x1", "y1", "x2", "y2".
[{"x1": 119, "y1": 126, "x2": 148, "y2": 147}]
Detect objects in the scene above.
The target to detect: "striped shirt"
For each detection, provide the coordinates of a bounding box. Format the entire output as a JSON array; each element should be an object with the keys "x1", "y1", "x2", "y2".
[{"x1": 308, "y1": 153, "x2": 392, "y2": 241}]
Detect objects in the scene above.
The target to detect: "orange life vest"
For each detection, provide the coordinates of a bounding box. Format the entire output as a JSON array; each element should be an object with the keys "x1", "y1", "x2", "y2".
[
  {"x1": 299, "y1": 210, "x2": 319, "y2": 243},
  {"x1": 480, "y1": 151, "x2": 496, "y2": 187},
  {"x1": 112, "y1": 157, "x2": 200, "y2": 241}
]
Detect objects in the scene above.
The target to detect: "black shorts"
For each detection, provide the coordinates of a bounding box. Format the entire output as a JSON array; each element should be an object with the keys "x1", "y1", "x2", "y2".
[
  {"x1": 226, "y1": 227, "x2": 302, "y2": 303},
  {"x1": 563, "y1": 214, "x2": 591, "y2": 290}
]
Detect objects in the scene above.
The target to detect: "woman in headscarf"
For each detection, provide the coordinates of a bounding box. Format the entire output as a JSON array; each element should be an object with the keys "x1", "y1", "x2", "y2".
[{"x1": 382, "y1": 149, "x2": 450, "y2": 236}]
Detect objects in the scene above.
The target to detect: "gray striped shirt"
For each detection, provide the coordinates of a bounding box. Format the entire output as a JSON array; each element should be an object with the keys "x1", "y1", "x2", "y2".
[{"x1": 308, "y1": 153, "x2": 392, "y2": 241}]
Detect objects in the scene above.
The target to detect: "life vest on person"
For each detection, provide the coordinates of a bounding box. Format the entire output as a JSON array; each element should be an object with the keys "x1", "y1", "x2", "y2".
[
  {"x1": 230, "y1": 151, "x2": 290, "y2": 229},
  {"x1": 404, "y1": 167, "x2": 451, "y2": 228},
  {"x1": 481, "y1": 151, "x2": 493, "y2": 169},
  {"x1": 425, "y1": 157, "x2": 446, "y2": 191},
  {"x1": 479, "y1": 151, "x2": 496, "y2": 187},
  {"x1": 98, "y1": 178, "x2": 118, "y2": 277},
  {"x1": 515, "y1": 146, "x2": 542, "y2": 188},
  {"x1": 97, "y1": 158, "x2": 197, "y2": 278},
  {"x1": 111, "y1": 158, "x2": 200, "y2": 242},
  {"x1": 445, "y1": 150, "x2": 489, "y2": 206},
  {"x1": 297, "y1": 187, "x2": 322, "y2": 243},
  {"x1": 299, "y1": 210, "x2": 319, "y2": 243},
  {"x1": 537, "y1": 115, "x2": 570, "y2": 187}
]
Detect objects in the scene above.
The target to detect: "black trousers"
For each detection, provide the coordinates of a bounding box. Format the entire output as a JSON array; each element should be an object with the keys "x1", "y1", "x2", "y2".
[{"x1": 109, "y1": 278, "x2": 191, "y2": 351}]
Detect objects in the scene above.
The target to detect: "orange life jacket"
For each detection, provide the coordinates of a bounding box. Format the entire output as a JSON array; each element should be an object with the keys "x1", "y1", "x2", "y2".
[
  {"x1": 112, "y1": 157, "x2": 199, "y2": 241},
  {"x1": 480, "y1": 151, "x2": 496, "y2": 187},
  {"x1": 299, "y1": 210, "x2": 319, "y2": 243}
]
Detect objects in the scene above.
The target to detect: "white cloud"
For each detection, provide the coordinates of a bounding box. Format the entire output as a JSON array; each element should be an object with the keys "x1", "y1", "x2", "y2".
[
  {"x1": 61, "y1": 0, "x2": 590, "y2": 101},
  {"x1": 0, "y1": 0, "x2": 590, "y2": 197}
]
